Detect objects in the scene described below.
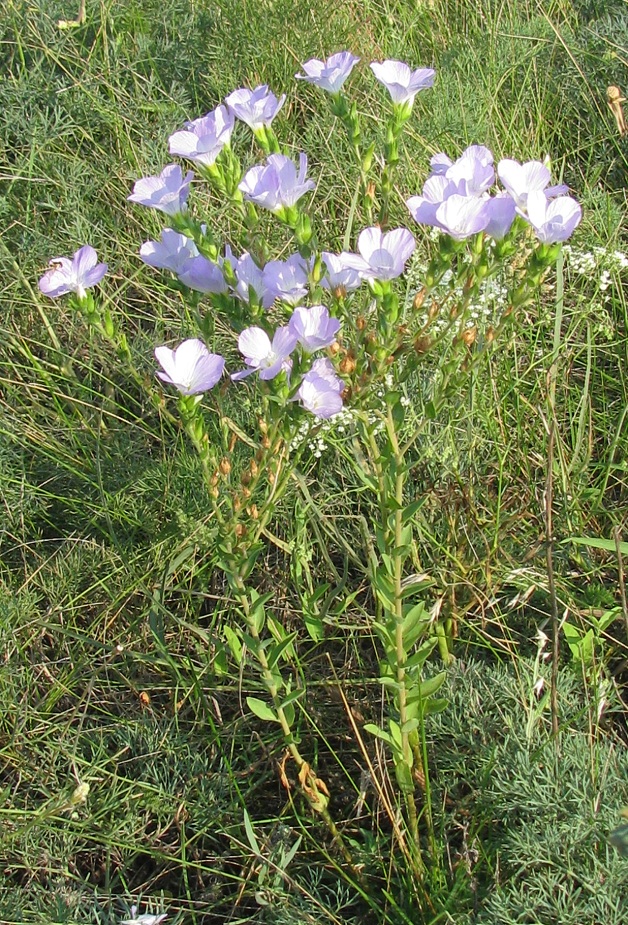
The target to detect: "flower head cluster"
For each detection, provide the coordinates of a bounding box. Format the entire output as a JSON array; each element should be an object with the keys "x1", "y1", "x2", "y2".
[
  {"x1": 407, "y1": 147, "x2": 581, "y2": 244},
  {"x1": 38, "y1": 245, "x2": 108, "y2": 300}
]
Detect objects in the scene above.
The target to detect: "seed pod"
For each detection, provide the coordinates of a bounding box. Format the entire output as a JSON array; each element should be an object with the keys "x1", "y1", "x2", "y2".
[
  {"x1": 219, "y1": 458, "x2": 231, "y2": 476},
  {"x1": 413, "y1": 288, "x2": 427, "y2": 310},
  {"x1": 261, "y1": 435, "x2": 271, "y2": 449},
  {"x1": 461, "y1": 326, "x2": 477, "y2": 346},
  {"x1": 356, "y1": 316, "x2": 366, "y2": 331},
  {"x1": 339, "y1": 355, "x2": 356, "y2": 375},
  {"x1": 247, "y1": 505, "x2": 259, "y2": 520},
  {"x1": 233, "y1": 495, "x2": 242, "y2": 512},
  {"x1": 258, "y1": 418, "x2": 268, "y2": 435},
  {"x1": 235, "y1": 524, "x2": 245, "y2": 537},
  {"x1": 249, "y1": 460, "x2": 259, "y2": 477},
  {"x1": 414, "y1": 335, "x2": 432, "y2": 354},
  {"x1": 241, "y1": 487, "x2": 251, "y2": 500}
]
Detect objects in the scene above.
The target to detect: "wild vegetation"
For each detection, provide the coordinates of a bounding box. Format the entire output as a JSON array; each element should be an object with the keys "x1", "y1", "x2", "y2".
[{"x1": 1, "y1": 1, "x2": 628, "y2": 923}]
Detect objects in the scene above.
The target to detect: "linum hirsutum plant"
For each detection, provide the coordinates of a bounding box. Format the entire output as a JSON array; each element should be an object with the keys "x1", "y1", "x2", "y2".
[{"x1": 38, "y1": 52, "x2": 582, "y2": 892}]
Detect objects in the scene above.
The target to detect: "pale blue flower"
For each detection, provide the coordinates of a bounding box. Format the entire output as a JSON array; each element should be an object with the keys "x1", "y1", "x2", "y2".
[
  {"x1": 297, "y1": 362, "x2": 344, "y2": 418},
  {"x1": 320, "y1": 252, "x2": 362, "y2": 293},
  {"x1": 340, "y1": 227, "x2": 416, "y2": 281},
  {"x1": 370, "y1": 60, "x2": 435, "y2": 105},
  {"x1": 445, "y1": 145, "x2": 495, "y2": 197},
  {"x1": 227, "y1": 249, "x2": 274, "y2": 308},
  {"x1": 155, "y1": 340, "x2": 225, "y2": 394},
  {"x1": 232, "y1": 326, "x2": 297, "y2": 380},
  {"x1": 263, "y1": 253, "x2": 309, "y2": 305},
  {"x1": 225, "y1": 85, "x2": 286, "y2": 130},
  {"x1": 525, "y1": 190, "x2": 582, "y2": 243},
  {"x1": 177, "y1": 255, "x2": 227, "y2": 293},
  {"x1": 238, "y1": 153, "x2": 315, "y2": 213},
  {"x1": 128, "y1": 164, "x2": 194, "y2": 216},
  {"x1": 289, "y1": 304, "x2": 340, "y2": 353},
  {"x1": 139, "y1": 229, "x2": 199, "y2": 273},
  {"x1": 497, "y1": 158, "x2": 551, "y2": 211},
  {"x1": 434, "y1": 195, "x2": 491, "y2": 240},
  {"x1": 483, "y1": 193, "x2": 517, "y2": 240},
  {"x1": 38, "y1": 245, "x2": 107, "y2": 299},
  {"x1": 296, "y1": 52, "x2": 360, "y2": 94},
  {"x1": 168, "y1": 105, "x2": 234, "y2": 166}
]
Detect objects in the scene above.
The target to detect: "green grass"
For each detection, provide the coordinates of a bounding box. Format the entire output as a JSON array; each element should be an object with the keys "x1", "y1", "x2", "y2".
[{"x1": 2, "y1": 0, "x2": 628, "y2": 922}]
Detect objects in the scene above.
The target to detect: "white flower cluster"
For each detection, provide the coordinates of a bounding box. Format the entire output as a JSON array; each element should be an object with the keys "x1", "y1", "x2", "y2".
[{"x1": 563, "y1": 244, "x2": 628, "y2": 299}]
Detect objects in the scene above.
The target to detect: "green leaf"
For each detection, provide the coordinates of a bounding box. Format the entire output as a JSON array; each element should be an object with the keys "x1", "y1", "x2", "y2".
[
  {"x1": 243, "y1": 808, "x2": 261, "y2": 855},
  {"x1": 566, "y1": 535, "x2": 628, "y2": 556},
  {"x1": 224, "y1": 626, "x2": 243, "y2": 664},
  {"x1": 363, "y1": 722, "x2": 393, "y2": 746},
  {"x1": 423, "y1": 696, "x2": 449, "y2": 716},
  {"x1": 246, "y1": 697, "x2": 279, "y2": 724},
  {"x1": 267, "y1": 632, "x2": 298, "y2": 668},
  {"x1": 402, "y1": 499, "x2": 425, "y2": 524},
  {"x1": 420, "y1": 671, "x2": 446, "y2": 699}
]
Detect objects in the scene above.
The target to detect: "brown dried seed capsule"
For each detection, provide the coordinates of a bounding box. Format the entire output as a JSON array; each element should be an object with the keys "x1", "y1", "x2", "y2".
[
  {"x1": 247, "y1": 505, "x2": 259, "y2": 520},
  {"x1": 461, "y1": 326, "x2": 477, "y2": 346},
  {"x1": 339, "y1": 355, "x2": 356, "y2": 374},
  {"x1": 486, "y1": 326, "x2": 496, "y2": 343},
  {"x1": 413, "y1": 288, "x2": 427, "y2": 310},
  {"x1": 414, "y1": 335, "x2": 432, "y2": 354},
  {"x1": 219, "y1": 458, "x2": 231, "y2": 476},
  {"x1": 241, "y1": 471, "x2": 251, "y2": 486},
  {"x1": 261, "y1": 435, "x2": 271, "y2": 449},
  {"x1": 328, "y1": 340, "x2": 341, "y2": 355},
  {"x1": 210, "y1": 472, "x2": 220, "y2": 487},
  {"x1": 428, "y1": 301, "x2": 440, "y2": 321},
  {"x1": 233, "y1": 495, "x2": 242, "y2": 512},
  {"x1": 235, "y1": 524, "x2": 245, "y2": 537},
  {"x1": 258, "y1": 418, "x2": 268, "y2": 434},
  {"x1": 333, "y1": 285, "x2": 347, "y2": 300},
  {"x1": 249, "y1": 460, "x2": 259, "y2": 477},
  {"x1": 356, "y1": 316, "x2": 366, "y2": 331},
  {"x1": 241, "y1": 487, "x2": 251, "y2": 500}
]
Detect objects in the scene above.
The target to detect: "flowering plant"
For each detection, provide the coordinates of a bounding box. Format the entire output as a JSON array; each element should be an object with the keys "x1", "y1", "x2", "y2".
[{"x1": 38, "y1": 51, "x2": 581, "y2": 890}]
